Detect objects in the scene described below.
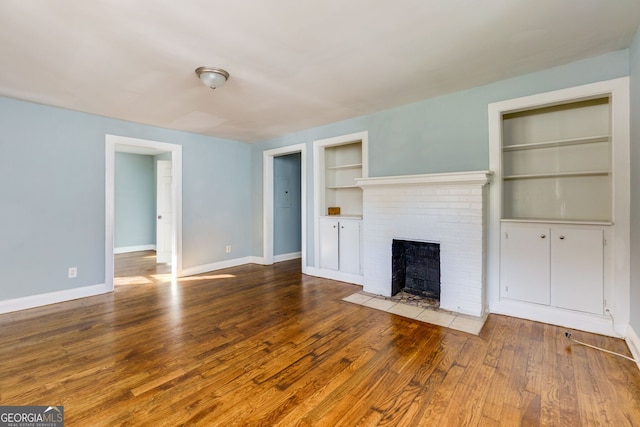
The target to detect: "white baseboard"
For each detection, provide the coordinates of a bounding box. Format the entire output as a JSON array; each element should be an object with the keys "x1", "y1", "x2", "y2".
[
  {"x1": 274, "y1": 252, "x2": 302, "y2": 263},
  {"x1": 625, "y1": 325, "x2": 640, "y2": 371},
  {"x1": 182, "y1": 256, "x2": 255, "y2": 276},
  {"x1": 250, "y1": 256, "x2": 268, "y2": 265},
  {"x1": 490, "y1": 299, "x2": 622, "y2": 337},
  {"x1": 304, "y1": 266, "x2": 364, "y2": 286},
  {"x1": 0, "y1": 283, "x2": 112, "y2": 314},
  {"x1": 181, "y1": 255, "x2": 303, "y2": 276},
  {"x1": 114, "y1": 244, "x2": 156, "y2": 254}
]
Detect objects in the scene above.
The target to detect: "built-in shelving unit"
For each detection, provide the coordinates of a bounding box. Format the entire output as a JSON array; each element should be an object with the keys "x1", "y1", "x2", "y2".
[
  {"x1": 488, "y1": 77, "x2": 631, "y2": 336},
  {"x1": 312, "y1": 131, "x2": 369, "y2": 284},
  {"x1": 497, "y1": 94, "x2": 615, "y2": 316},
  {"x1": 323, "y1": 141, "x2": 363, "y2": 216},
  {"x1": 501, "y1": 97, "x2": 612, "y2": 223}
]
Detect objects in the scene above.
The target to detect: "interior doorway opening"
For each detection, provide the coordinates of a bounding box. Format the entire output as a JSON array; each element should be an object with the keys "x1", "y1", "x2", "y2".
[
  {"x1": 263, "y1": 143, "x2": 307, "y2": 268},
  {"x1": 273, "y1": 153, "x2": 302, "y2": 262},
  {"x1": 106, "y1": 135, "x2": 183, "y2": 291}
]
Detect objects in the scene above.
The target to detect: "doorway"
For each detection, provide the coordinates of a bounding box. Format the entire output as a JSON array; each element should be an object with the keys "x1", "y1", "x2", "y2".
[
  {"x1": 106, "y1": 135, "x2": 183, "y2": 291},
  {"x1": 263, "y1": 143, "x2": 307, "y2": 268},
  {"x1": 273, "y1": 153, "x2": 302, "y2": 261}
]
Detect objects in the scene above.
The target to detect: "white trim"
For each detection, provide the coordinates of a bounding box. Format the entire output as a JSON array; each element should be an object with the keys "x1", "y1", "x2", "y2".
[
  {"x1": 263, "y1": 143, "x2": 307, "y2": 267},
  {"x1": 305, "y1": 266, "x2": 364, "y2": 286},
  {"x1": 0, "y1": 283, "x2": 111, "y2": 314},
  {"x1": 356, "y1": 170, "x2": 492, "y2": 187},
  {"x1": 114, "y1": 244, "x2": 156, "y2": 254},
  {"x1": 487, "y1": 77, "x2": 631, "y2": 335},
  {"x1": 492, "y1": 299, "x2": 622, "y2": 337},
  {"x1": 625, "y1": 325, "x2": 640, "y2": 371},
  {"x1": 274, "y1": 251, "x2": 302, "y2": 263},
  {"x1": 106, "y1": 135, "x2": 183, "y2": 291},
  {"x1": 250, "y1": 256, "x2": 268, "y2": 265},
  {"x1": 182, "y1": 257, "x2": 254, "y2": 277},
  {"x1": 313, "y1": 131, "x2": 369, "y2": 269}
]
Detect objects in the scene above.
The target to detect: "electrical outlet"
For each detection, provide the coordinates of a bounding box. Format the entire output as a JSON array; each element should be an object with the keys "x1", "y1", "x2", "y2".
[
  {"x1": 225, "y1": 245, "x2": 232, "y2": 253},
  {"x1": 68, "y1": 267, "x2": 77, "y2": 278}
]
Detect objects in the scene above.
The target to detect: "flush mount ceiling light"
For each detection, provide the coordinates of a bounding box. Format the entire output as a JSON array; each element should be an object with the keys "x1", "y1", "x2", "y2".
[{"x1": 195, "y1": 66, "x2": 230, "y2": 90}]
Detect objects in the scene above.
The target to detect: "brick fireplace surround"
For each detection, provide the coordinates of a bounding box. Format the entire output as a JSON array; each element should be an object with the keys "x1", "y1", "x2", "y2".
[{"x1": 356, "y1": 171, "x2": 492, "y2": 317}]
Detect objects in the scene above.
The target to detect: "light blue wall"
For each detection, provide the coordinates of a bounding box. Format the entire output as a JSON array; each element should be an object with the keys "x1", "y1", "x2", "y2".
[
  {"x1": 114, "y1": 152, "x2": 156, "y2": 249},
  {"x1": 251, "y1": 49, "x2": 630, "y2": 263},
  {"x1": 629, "y1": 28, "x2": 640, "y2": 332},
  {"x1": 0, "y1": 97, "x2": 251, "y2": 300},
  {"x1": 0, "y1": 46, "x2": 634, "y2": 311},
  {"x1": 274, "y1": 153, "x2": 302, "y2": 256}
]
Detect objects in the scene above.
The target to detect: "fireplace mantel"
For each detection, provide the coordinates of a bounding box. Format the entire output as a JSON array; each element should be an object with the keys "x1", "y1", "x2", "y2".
[{"x1": 356, "y1": 170, "x2": 492, "y2": 188}]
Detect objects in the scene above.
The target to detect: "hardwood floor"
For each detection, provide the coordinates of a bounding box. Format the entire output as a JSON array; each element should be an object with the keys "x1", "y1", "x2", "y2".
[{"x1": 1, "y1": 251, "x2": 639, "y2": 426}]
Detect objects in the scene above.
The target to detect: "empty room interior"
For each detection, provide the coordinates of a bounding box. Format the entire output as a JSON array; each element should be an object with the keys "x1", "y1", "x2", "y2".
[{"x1": 3, "y1": 1, "x2": 640, "y2": 425}]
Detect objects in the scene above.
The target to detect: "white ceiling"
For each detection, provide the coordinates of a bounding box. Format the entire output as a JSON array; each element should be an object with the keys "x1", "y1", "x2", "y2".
[{"x1": 1, "y1": 1, "x2": 639, "y2": 143}]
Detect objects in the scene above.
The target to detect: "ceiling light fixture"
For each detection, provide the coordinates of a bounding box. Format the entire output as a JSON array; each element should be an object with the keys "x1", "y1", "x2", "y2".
[{"x1": 195, "y1": 66, "x2": 230, "y2": 90}]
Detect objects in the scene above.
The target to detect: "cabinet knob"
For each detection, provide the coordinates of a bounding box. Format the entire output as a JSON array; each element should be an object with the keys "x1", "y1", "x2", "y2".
[
  {"x1": 559, "y1": 235, "x2": 565, "y2": 240},
  {"x1": 540, "y1": 234, "x2": 546, "y2": 239},
  {"x1": 333, "y1": 225, "x2": 337, "y2": 228}
]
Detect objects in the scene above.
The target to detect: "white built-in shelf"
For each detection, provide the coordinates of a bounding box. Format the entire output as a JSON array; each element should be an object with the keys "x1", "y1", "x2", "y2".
[
  {"x1": 503, "y1": 135, "x2": 609, "y2": 152},
  {"x1": 503, "y1": 170, "x2": 610, "y2": 180},
  {"x1": 327, "y1": 185, "x2": 360, "y2": 189},
  {"x1": 327, "y1": 163, "x2": 362, "y2": 170},
  {"x1": 500, "y1": 218, "x2": 613, "y2": 226}
]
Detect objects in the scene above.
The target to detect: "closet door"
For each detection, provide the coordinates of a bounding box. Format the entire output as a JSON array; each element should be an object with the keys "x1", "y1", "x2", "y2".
[
  {"x1": 551, "y1": 228, "x2": 604, "y2": 314},
  {"x1": 501, "y1": 224, "x2": 550, "y2": 305}
]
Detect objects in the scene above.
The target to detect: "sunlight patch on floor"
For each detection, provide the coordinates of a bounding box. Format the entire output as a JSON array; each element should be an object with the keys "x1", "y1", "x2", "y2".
[{"x1": 115, "y1": 276, "x2": 154, "y2": 286}]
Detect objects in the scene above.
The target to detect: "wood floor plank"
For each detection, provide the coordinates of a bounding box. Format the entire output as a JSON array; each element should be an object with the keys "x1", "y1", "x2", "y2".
[{"x1": 0, "y1": 250, "x2": 639, "y2": 425}]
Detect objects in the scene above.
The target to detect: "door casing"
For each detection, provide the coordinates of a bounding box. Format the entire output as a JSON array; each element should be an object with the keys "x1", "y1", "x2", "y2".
[{"x1": 106, "y1": 135, "x2": 182, "y2": 289}]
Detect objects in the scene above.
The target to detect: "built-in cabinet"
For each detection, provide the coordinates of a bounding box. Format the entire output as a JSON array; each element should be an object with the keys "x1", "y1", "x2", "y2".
[
  {"x1": 313, "y1": 132, "x2": 368, "y2": 284},
  {"x1": 501, "y1": 223, "x2": 604, "y2": 314},
  {"x1": 499, "y1": 96, "x2": 611, "y2": 315},
  {"x1": 489, "y1": 77, "x2": 630, "y2": 336},
  {"x1": 319, "y1": 217, "x2": 361, "y2": 275}
]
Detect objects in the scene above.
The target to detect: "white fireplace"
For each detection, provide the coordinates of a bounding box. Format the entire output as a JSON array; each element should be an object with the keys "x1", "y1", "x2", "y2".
[{"x1": 356, "y1": 171, "x2": 492, "y2": 317}]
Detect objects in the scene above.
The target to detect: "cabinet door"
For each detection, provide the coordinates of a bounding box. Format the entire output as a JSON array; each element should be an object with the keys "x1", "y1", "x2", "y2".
[
  {"x1": 501, "y1": 225, "x2": 550, "y2": 305},
  {"x1": 339, "y1": 220, "x2": 361, "y2": 275},
  {"x1": 551, "y1": 228, "x2": 604, "y2": 314},
  {"x1": 319, "y1": 219, "x2": 339, "y2": 270}
]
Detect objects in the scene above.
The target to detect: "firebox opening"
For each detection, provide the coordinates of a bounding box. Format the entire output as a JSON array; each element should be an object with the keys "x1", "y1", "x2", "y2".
[{"x1": 391, "y1": 239, "x2": 440, "y2": 300}]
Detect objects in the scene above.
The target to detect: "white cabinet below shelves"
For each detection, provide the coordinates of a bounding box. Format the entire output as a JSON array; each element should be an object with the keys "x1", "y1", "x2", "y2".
[
  {"x1": 550, "y1": 228, "x2": 604, "y2": 314},
  {"x1": 319, "y1": 218, "x2": 339, "y2": 270},
  {"x1": 319, "y1": 218, "x2": 361, "y2": 275},
  {"x1": 501, "y1": 225, "x2": 550, "y2": 305},
  {"x1": 501, "y1": 223, "x2": 604, "y2": 315}
]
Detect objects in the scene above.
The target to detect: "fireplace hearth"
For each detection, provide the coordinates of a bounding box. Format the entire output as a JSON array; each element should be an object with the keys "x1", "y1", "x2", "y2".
[{"x1": 392, "y1": 239, "x2": 440, "y2": 300}]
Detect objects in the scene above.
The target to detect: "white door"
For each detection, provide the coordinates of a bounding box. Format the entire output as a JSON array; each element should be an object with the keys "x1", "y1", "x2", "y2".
[
  {"x1": 156, "y1": 160, "x2": 172, "y2": 264},
  {"x1": 339, "y1": 220, "x2": 361, "y2": 275},
  {"x1": 551, "y1": 228, "x2": 604, "y2": 314},
  {"x1": 319, "y1": 218, "x2": 339, "y2": 270},
  {"x1": 501, "y1": 224, "x2": 550, "y2": 305}
]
